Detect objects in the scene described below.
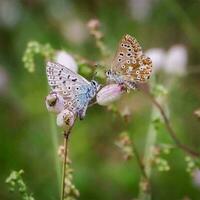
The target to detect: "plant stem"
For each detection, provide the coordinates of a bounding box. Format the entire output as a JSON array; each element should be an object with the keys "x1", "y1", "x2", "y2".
[
  {"x1": 143, "y1": 89, "x2": 200, "y2": 158},
  {"x1": 49, "y1": 114, "x2": 61, "y2": 191},
  {"x1": 138, "y1": 104, "x2": 158, "y2": 200},
  {"x1": 61, "y1": 130, "x2": 71, "y2": 200}
]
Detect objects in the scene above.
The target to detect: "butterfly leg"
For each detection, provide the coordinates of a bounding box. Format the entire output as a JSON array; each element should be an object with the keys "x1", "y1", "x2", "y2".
[
  {"x1": 125, "y1": 81, "x2": 137, "y2": 90},
  {"x1": 77, "y1": 105, "x2": 88, "y2": 120}
]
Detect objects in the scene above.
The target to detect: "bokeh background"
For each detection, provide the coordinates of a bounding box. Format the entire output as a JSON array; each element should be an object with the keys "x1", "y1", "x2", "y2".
[{"x1": 0, "y1": 0, "x2": 200, "y2": 200}]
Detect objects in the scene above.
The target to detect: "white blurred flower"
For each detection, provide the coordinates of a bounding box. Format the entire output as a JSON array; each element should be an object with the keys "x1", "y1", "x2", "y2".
[
  {"x1": 0, "y1": 0, "x2": 21, "y2": 28},
  {"x1": 97, "y1": 84, "x2": 124, "y2": 106},
  {"x1": 61, "y1": 18, "x2": 88, "y2": 45},
  {"x1": 145, "y1": 48, "x2": 166, "y2": 73},
  {"x1": 55, "y1": 51, "x2": 78, "y2": 73},
  {"x1": 0, "y1": 66, "x2": 9, "y2": 95},
  {"x1": 56, "y1": 109, "x2": 75, "y2": 130},
  {"x1": 128, "y1": 0, "x2": 153, "y2": 21},
  {"x1": 164, "y1": 45, "x2": 188, "y2": 76},
  {"x1": 193, "y1": 169, "x2": 200, "y2": 188},
  {"x1": 45, "y1": 92, "x2": 65, "y2": 113}
]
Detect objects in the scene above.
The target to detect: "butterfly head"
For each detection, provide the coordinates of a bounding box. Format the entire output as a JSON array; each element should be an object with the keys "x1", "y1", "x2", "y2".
[
  {"x1": 105, "y1": 70, "x2": 113, "y2": 79},
  {"x1": 91, "y1": 80, "x2": 100, "y2": 92}
]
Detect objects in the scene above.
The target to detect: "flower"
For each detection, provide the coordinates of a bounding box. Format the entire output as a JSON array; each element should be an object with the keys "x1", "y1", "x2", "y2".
[
  {"x1": 164, "y1": 44, "x2": 188, "y2": 76},
  {"x1": 56, "y1": 109, "x2": 75, "y2": 130},
  {"x1": 45, "y1": 92, "x2": 65, "y2": 113},
  {"x1": 87, "y1": 19, "x2": 100, "y2": 31},
  {"x1": 193, "y1": 169, "x2": 200, "y2": 188},
  {"x1": 97, "y1": 84, "x2": 124, "y2": 106},
  {"x1": 128, "y1": 0, "x2": 153, "y2": 22},
  {"x1": 55, "y1": 51, "x2": 78, "y2": 73},
  {"x1": 145, "y1": 48, "x2": 166, "y2": 73},
  {"x1": 0, "y1": 66, "x2": 9, "y2": 95},
  {"x1": 87, "y1": 19, "x2": 103, "y2": 39}
]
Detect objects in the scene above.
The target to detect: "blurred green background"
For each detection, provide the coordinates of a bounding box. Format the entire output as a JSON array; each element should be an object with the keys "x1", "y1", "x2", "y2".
[{"x1": 0, "y1": 0, "x2": 200, "y2": 200}]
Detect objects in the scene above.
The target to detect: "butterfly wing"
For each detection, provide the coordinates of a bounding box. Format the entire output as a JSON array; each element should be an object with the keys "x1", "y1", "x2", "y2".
[
  {"x1": 111, "y1": 34, "x2": 152, "y2": 83},
  {"x1": 46, "y1": 62, "x2": 92, "y2": 118}
]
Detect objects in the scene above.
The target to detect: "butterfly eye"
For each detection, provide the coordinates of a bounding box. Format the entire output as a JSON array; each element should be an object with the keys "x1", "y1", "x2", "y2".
[
  {"x1": 106, "y1": 70, "x2": 111, "y2": 76},
  {"x1": 136, "y1": 70, "x2": 139, "y2": 74},
  {"x1": 127, "y1": 60, "x2": 130, "y2": 64}
]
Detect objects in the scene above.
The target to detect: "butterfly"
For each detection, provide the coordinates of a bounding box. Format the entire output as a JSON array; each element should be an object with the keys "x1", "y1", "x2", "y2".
[
  {"x1": 106, "y1": 34, "x2": 152, "y2": 90},
  {"x1": 46, "y1": 61, "x2": 100, "y2": 120}
]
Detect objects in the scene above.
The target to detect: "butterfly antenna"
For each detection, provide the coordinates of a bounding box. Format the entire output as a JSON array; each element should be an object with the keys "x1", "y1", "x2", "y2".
[{"x1": 92, "y1": 71, "x2": 98, "y2": 80}]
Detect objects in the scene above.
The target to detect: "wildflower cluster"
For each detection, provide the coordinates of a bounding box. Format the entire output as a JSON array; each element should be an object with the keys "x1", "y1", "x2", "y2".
[
  {"x1": 58, "y1": 146, "x2": 80, "y2": 200},
  {"x1": 115, "y1": 132, "x2": 134, "y2": 160},
  {"x1": 22, "y1": 41, "x2": 54, "y2": 73},
  {"x1": 185, "y1": 156, "x2": 200, "y2": 175},
  {"x1": 5, "y1": 170, "x2": 35, "y2": 200}
]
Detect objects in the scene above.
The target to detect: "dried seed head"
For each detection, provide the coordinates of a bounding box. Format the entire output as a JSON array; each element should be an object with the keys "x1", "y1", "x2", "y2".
[
  {"x1": 45, "y1": 92, "x2": 65, "y2": 113},
  {"x1": 56, "y1": 109, "x2": 75, "y2": 130}
]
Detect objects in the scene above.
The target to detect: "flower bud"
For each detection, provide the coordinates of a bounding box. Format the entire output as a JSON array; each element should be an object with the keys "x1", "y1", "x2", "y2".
[
  {"x1": 56, "y1": 109, "x2": 75, "y2": 130},
  {"x1": 87, "y1": 19, "x2": 100, "y2": 31},
  {"x1": 97, "y1": 84, "x2": 124, "y2": 106},
  {"x1": 55, "y1": 51, "x2": 78, "y2": 73},
  {"x1": 164, "y1": 44, "x2": 187, "y2": 76},
  {"x1": 45, "y1": 92, "x2": 64, "y2": 113}
]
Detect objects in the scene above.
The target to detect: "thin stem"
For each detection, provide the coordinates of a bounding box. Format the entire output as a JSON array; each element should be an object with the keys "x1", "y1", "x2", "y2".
[
  {"x1": 141, "y1": 88, "x2": 200, "y2": 158},
  {"x1": 49, "y1": 114, "x2": 61, "y2": 191},
  {"x1": 132, "y1": 140, "x2": 147, "y2": 180},
  {"x1": 61, "y1": 130, "x2": 71, "y2": 200}
]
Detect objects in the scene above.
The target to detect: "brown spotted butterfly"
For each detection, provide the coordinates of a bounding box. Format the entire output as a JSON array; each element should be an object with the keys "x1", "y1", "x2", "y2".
[{"x1": 106, "y1": 34, "x2": 152, "y2": 89}]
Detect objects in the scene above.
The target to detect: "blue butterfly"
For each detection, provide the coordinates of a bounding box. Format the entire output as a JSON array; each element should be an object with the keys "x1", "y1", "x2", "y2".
[{"x1": 46, "y1": 61, "x2": 100, "y2": 120}]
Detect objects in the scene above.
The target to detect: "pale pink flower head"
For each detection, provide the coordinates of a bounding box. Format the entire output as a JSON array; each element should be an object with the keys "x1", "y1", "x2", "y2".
[
  {"x1": 45, "y1": 92, "x2": 65, "y2": 114},
  {"x1": 193, "y1": 169, "x2": 200, "y2": 188},
  {"x1": 56, "y1": 109, "x2": 75, "y2": 130},
  {"x1": 87, "y1": 19, "x2": 100, "y2": 31},
  {"x1": 164, "y1": 44, "x2": 188, "y2": 76},
  {"x1": 55, "y1": 51, "x2": 78, "y2": 73},
  {"x1": 97, "y1": 84, "x2": 125, "y2": 106},
  {"x1": 129, "y1": 0, "x2": 153, "y2": 22}
]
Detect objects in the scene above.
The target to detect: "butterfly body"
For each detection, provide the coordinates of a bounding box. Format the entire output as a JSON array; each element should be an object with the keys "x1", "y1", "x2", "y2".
[
  {"x1": 46, "y1": 62, "x2": 99, "y2": 120},
  {"x1": 106, "y1": 34, "x2": 152, "y2": 89}
]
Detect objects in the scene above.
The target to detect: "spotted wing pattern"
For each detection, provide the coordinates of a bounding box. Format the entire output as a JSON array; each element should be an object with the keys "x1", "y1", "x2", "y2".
[
  {"x1": 46, "y1": 62, "x2": 91, "y2": 117},
  {"x1": 111, "y1": 34, "x2": 152, "y2": 83}
]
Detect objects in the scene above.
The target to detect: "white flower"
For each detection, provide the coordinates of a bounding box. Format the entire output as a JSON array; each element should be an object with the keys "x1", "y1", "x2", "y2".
[
  {"x1": 164, "y1": 45, "x2": 188, "y2": 76},
  {"x1": 97, "y1": 84, "x2": 124, "y2": 106},
  {"x1": 0, "y1": 0, "x2": 21, "y2": 28},
  {"x1": 61, "y1": 18, "x2": 88, "y2": 45},
  {"x1": 55, "y1": 51, "x2": 78, "y2": 73},
  {"x1": 45, "y1": 92, "x2": 65, "y2": 113},
  {"x1": 193, "y1": 169, "x2": 200, "y2": 188},
  {"x1": 128, "y1": 0, "x2": 153, "y2": 21},
  {"x1": 145, "y1": 48, "x2": 166, "y2": 73},
  {"x1": 56, "y1": 109, "x2": 75, "y2": 130},
  {"x1": 0, "y1": 66, "x2": 9, "y2": 95}
]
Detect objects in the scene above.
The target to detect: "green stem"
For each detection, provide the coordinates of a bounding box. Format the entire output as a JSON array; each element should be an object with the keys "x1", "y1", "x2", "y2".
[
  {"x1": 49, "y1": 114, "x2": 61, "y2": 191},
  {"x1": 61, "y1": 131, "x2": 70, "y2": 200}
]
